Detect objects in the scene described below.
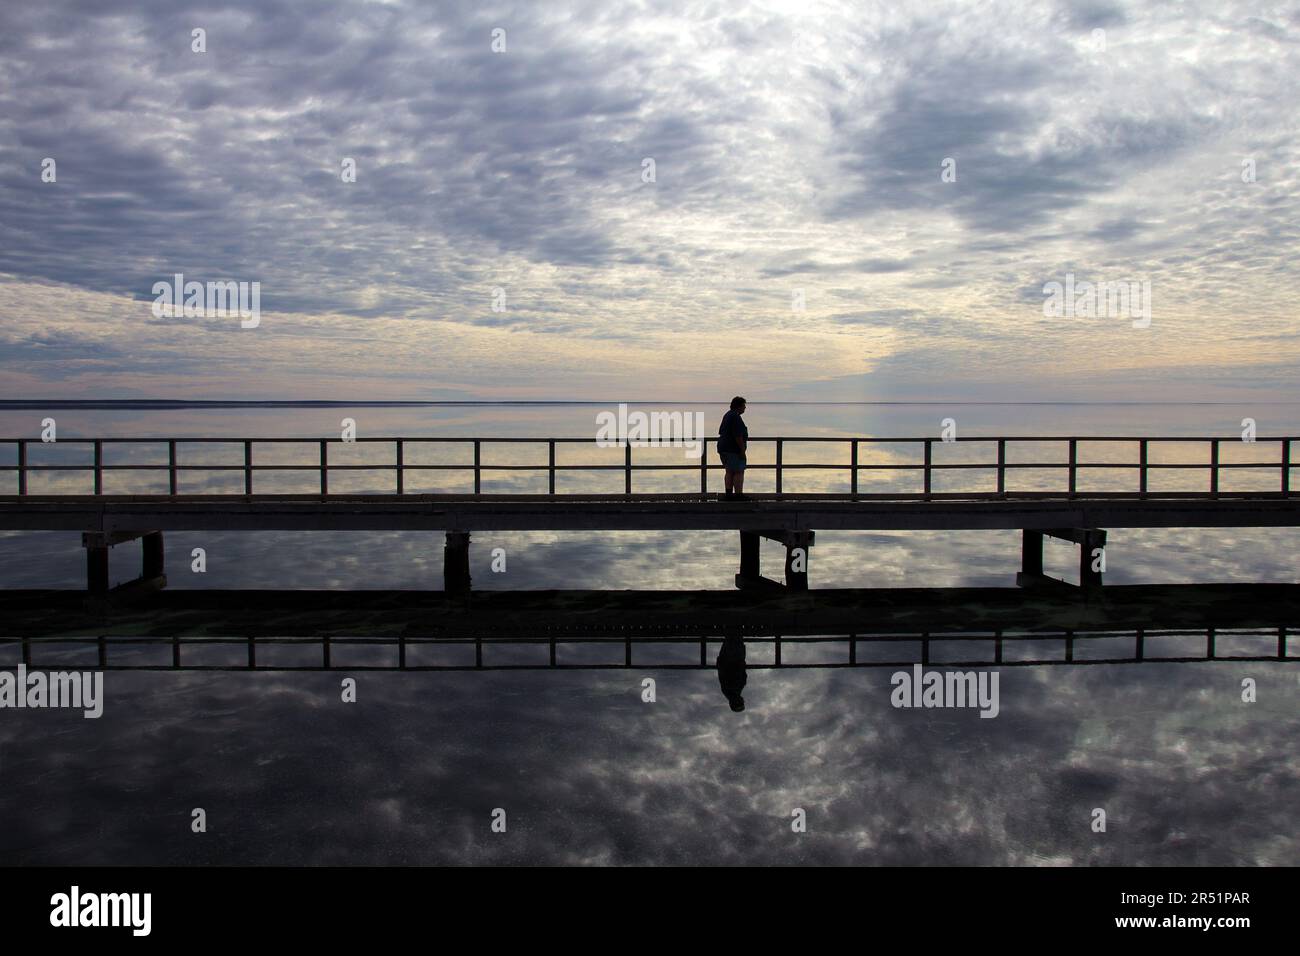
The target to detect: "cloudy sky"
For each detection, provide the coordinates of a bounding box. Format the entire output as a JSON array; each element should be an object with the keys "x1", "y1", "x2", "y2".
[{"x1": 1, "y1": 0, "x2": 1298, "y2": 401}]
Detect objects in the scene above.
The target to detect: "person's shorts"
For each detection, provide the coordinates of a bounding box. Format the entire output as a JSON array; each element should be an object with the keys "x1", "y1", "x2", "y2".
[{"x1": 719, "y1": 452, "x2": 747, "y2": 472}]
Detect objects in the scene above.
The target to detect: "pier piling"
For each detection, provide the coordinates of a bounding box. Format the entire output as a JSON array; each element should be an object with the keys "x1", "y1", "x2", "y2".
[
  {"x1": 444, "y1": 531, "x2": 472, "y2": 597},
  {"x1": 82, "y1": 529, "x2": 166, "y2": 592},
  {"x1": 736, "y1": 529, "x2": 814, "y2": 590},
  {"x1": 1018, "y1": 528, "x2": 1105, "y2": 589}
]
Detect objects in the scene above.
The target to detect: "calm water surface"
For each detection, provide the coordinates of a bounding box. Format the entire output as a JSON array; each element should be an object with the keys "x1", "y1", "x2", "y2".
[{"x1": 0, "y1": 404, "x2": 1296, "y2": 864}]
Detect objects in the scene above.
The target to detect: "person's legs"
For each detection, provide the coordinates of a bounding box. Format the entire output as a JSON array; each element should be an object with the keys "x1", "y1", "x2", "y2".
[{"x1": 722, "y1": 453, "x2": 748, "y2": 497}]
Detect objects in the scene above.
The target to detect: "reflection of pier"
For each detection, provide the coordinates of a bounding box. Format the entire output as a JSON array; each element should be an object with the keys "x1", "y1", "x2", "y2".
[
  {"x1": 3, "y1": 584, "x2": 1296, "y2": 671},
  {"x1": 2, "y1": 434, "x2": 1297, "y2": 592}
]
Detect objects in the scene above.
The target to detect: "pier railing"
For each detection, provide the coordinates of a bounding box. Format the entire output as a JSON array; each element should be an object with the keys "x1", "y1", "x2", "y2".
[
  {"x1": 1, "y1": 435, "x2": 1296, "y2": 498},
  {"x1": 4, "y1": 626, "x2": 1291, "y2": 671}
]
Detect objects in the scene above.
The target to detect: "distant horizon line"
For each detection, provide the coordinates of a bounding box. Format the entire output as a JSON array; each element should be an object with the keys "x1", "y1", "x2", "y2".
[{"x1": 3, "y1": 399, "x2": 1299, "y2": 408}]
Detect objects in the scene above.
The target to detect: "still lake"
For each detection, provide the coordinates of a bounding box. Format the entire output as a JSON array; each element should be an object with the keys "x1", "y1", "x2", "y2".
[{"x1": 1, "y1": 403, "x2": 1296, "y2": 864}]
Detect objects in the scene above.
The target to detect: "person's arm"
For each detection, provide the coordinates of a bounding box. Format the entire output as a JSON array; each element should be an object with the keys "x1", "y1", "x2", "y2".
[{"x1": 737, "y1": 421, "x2": 747, "y2": 453}]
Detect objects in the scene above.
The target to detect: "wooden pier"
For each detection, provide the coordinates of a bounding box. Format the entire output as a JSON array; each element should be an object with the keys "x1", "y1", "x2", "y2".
[
  {"x1": 2, "y1": 584, "x2": 1296, "y2": 671},
  {"x1": 1, "y1": 434, "x2": 1296, "y2": 592}
]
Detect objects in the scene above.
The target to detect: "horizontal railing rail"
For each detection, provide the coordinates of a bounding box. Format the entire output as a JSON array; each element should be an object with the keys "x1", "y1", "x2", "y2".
[{"x1": 0, "y1": 436, "x2": 1295, "y2": 499}]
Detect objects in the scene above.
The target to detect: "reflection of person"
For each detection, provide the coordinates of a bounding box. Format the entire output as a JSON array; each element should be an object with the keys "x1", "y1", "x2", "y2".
[
  {"x1": 718, "y1": 396, "x2": 748, "y2": 500},
  {"x1": 717, "y1": 632, "x2": 747, "y2": 712}
]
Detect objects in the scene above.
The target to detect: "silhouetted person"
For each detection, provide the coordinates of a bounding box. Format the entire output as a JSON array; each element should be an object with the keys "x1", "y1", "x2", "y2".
[
  {"x1": 717, "y1": 632, "x2": 747, "y2": 711},
  {"x1": 718, "y1": 396, "x2": 749, "y2": 500}
]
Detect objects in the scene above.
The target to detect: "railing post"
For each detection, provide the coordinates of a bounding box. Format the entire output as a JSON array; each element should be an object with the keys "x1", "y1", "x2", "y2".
[
  {"x1": 1210, "y1": 439, "x2": 1219, "y2": 497},
  {"x1": 319, "y1": 440, "x2": 327, "y2": 496},
  {"x1": 923, "y1": 439, "x2": 932, "y2": 498},
  {"x1": 624, "y1": 442, "x2": 632, "y2": 495},
  {"x1": 850, "y1": 439, "x2": 858, "y2": 496},
  {"x1": 775, "y1": 438, "x2": 783, "y2": 494},
  {"x1": 94, "y1": 440, "x2": 103, "y2": 495},
  {"x1": 474, "y1": 440, "x2": 481, "y2": 495},
  {"x1": 17, "y1": 440, "x2": 26, "y2": 496},
  {"x1": 1139, "y1": 439, "x2": 1148, "y2": 496},
  {"x1": 1282, "y1": 439, "x2": 1291, "y2": 495},
  {"x1": 997, "y1": 439, "x2": 1005, "y2": 495},
  {"x1": 243, "y1": 440, "x2": 253, "y2": 495},
  {"x1": 700, "y1": 439, "x2": 708, "y2": 494},
  {"x1": 168, "y1": 440, "x2": 178, "y2": 495},
  {"x1": 395, "y1": 439, "x2": 403, "y2": 495},
  {"x1": 549, "y1": 440, "x2": 556, "y2": 495},
  {"x1": 1068, "y1": 439, "x2": 1077, "y2": 496}
]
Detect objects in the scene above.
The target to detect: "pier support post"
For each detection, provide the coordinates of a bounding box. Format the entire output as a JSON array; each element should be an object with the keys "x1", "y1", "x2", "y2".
[
  {"x1": 1079, "y1": 529, "x2": 1105, "y2": 590},
  {"x1": 783, "y1": 531, "x2": 813, "y2": 591},
  {"x1": 1017, "y1": 528, "x2": 1105, "y2": 589},
  {"x1": 736, "y1": 530, "x2": 813, "y2": 590},
  {"x1": 1021, "y1": 530, "x2": 1044, "y2": 578},
  {"x1": 444, "y1": 531, "x2": 472, "y2": 597},
  {"x1": 87, "y1": 545, "x2": 109, "y2": 593},
  {"x1": 83, "y1": 529, "x2": 167, "y2": 592},
  {"x1": 736, "y1": 531, "x2": 761, "y2": 589},
  {"x1": 142, "y1": 531, "x2": 165, "y2": 581}
]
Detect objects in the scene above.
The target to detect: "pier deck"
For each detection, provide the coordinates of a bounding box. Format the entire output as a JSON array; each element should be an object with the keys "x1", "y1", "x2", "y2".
[{"x1": 1, "y1": 491, "x2": 1297, "y2": 533}]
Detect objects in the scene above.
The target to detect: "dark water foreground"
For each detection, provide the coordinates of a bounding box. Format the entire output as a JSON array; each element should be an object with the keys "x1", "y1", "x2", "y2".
[{"x1": 1, "y1": 584, "x2": 1296, "y2": 865}]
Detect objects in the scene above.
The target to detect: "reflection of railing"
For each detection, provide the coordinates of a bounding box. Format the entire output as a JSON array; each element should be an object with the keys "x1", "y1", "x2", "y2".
[
  {"x1": 2, "y1": 436, "x2": 1297, "y2": 498},
  {"x1": 3, "y1": 628, "x2": 1292, "y2": 671}
]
